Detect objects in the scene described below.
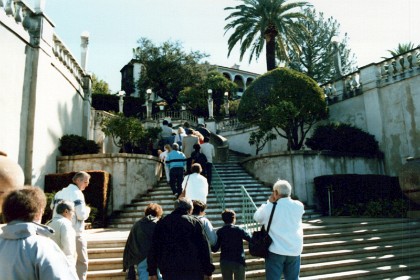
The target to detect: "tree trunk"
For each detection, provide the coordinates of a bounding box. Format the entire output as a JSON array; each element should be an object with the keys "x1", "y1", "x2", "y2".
[{"x1": 265, "y1": 34, "x2": 277, "y2": 71}]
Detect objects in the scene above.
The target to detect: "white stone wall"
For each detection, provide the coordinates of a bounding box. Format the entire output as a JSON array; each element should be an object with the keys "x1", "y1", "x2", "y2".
[
  {"x1": 57, "y1": 153, "x2": 163, "y2": 211},
  {"x1": 0, "y1": 15, "x2": 29, "y2": 163},
  {"x1": 0, "y1": 4, "x2": 88, "y2": 188},
  {"x1": 328, "y1": 67, "x2": 420, "y2": 176},
  {"x1": 241, "y1": 151, "x2": 384, "y2": 207},
  {"x1": 223, "y1": 61, "x2": 420, "y2": 177}
]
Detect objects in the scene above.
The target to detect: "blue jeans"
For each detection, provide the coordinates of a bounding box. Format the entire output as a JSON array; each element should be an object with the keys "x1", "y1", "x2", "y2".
[
  {"x1": 137, "y1": 258, "x2": 162, "y2": 280},
  {"x1": 265, "y1": 252, "x2": 301, "y2": 280}
]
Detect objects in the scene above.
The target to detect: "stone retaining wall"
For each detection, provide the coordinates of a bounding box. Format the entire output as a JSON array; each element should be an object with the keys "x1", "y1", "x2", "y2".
[
  {"x1": 57, "y1": 153, "x2": 162, "y2": 211},
  {"x1": 241, "y1": 151, "x2": 384, "y2": 207}
]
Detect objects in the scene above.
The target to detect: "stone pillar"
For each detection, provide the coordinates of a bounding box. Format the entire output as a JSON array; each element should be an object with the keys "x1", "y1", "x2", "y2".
[
  {"x1": 207, "y1": 89, "x2": 214, "y2": 119},
  {"x1": 82, "y1": 75, "x2": 92, "y2": 139},
  {"x1": 80, "y1": 31, "x2": 89, "y2": 71}
]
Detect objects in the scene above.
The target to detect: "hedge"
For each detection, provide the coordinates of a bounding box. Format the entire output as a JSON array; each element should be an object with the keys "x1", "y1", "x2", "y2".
[
  {"x1": 44, "y1": 170, "x2": 111, "y2": 227},
  {"x1": 314, "y1": 174, "x2": 408, "y2": 216}
]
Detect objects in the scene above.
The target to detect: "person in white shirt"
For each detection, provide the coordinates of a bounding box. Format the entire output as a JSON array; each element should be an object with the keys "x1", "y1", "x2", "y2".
[
  {"x1": 159, "y1": 144, "x2": 172, "y2": 183},
  {"x1": 51, "y1": 171, "x2": 91, "y2": 280},
  {"x1": 253, "y1": 179, "x2": 304, "y2": 280},
  {"x1": 182, "y1": 163, "x2": 208, "y2": 204},
  {"x1": 47, "y1": 200, "x2": 77, "y2": 268},
  {"x1": 200, "y1": 137, "x2": 215, "y2": 188},
  {"x1": 173, "y1": 127, "x2": 186, "y2": 150}
]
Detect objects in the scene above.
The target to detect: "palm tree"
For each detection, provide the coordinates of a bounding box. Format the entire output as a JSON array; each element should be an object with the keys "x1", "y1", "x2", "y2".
[
  {"x1": 224, "y1": 0, "x2": 310, "y2": 71},
  {"x1": 383, "y1": 42, "x2": 419, "y2": 58}
]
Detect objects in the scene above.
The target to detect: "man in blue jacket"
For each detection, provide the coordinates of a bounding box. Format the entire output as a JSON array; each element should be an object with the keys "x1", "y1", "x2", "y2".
[{"x1": 165, "y1": 143, "x2": 186, "y2": 198}]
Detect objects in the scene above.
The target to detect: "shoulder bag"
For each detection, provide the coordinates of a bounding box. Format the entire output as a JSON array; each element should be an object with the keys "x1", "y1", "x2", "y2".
[
  {"x1": 249, "y1": 202, "x2": 277, "y2": 258},
  {"x1": 178, "y1": 175, "x2": 190, "y2": 199}
]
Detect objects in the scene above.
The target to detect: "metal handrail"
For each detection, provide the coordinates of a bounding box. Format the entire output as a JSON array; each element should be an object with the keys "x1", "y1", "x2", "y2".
[
  {"x1": 211, "y1": 165, "x2": 225, "y2": 210},
  {"x1": 240, "y1": 186, "x2": 260, "y2": 233}
]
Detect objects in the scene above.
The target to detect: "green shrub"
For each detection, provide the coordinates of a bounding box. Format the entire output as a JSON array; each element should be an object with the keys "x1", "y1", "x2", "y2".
[
  {"x1": 59, "y1": 134, "x2": 99, "y2": 156},
  {"x1": 314, "y1": 174, "x2": 406, "y2": 216},
  {"x1": 306, "y1": 122, "x2": 381, "y2": 156},
  {"x1": 42, "y1": 192, "x2": 56, "y2": 224},
  {"x1": 333, "y1": 199, "x2": 408, "y2": 218}
]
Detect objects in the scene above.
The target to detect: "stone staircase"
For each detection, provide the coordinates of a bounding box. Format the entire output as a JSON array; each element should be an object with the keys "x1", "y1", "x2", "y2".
[
  {"x1": 107, "y1": 150, "x2": 275, "y2": 229},
  {"x1": 86, "y1": 150, "x2": 420, "y2": 279},
  {"x1": 87, "y1": 217, "x2": 420, "y2": 280}
]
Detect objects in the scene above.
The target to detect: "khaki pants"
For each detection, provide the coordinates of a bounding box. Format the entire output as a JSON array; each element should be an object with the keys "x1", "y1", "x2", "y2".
[{"x1": 76, "y1": 235, "x2": 88, "y2": 280}]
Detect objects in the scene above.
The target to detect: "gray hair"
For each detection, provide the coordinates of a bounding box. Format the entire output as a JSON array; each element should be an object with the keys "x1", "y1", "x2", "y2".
[
  {"x1": 175, "y1": 197, "x2": 193, "y2": 212},
  {"x1": 172, "y1": 143, "x2": 179, "y2": 151},
  {"x1": 72, "y1": 171, "x2": 90, "y2": 183},
  {"x1": 55, "y1": 200, "x2": 74, "y2": 215},
  {"x1": 273, "y1": 180, "x2": 292, "y2": 197}
]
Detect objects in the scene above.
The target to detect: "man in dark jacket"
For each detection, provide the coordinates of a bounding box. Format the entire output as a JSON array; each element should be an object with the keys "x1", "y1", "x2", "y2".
[
  {"x1": 123, "y1": 203, "x2": 163, "y2": 280},
  {"x1": 148, "y1": 197, "x2": 215, "y2": 280}
]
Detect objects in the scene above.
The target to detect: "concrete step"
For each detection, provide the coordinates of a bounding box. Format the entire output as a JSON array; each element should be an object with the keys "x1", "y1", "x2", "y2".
[
  {"x1": 89, "y1": 218, "x2": 420, "y2": 278},
  {"x1": 87, "y1": 269, "x2": 125, "y2": 280},
  {"x1": 88, "y1": 247, "x2": 124, "y2": 259}
]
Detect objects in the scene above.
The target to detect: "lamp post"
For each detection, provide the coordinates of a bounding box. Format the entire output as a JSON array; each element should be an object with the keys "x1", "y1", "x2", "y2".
[
  {"x1": 207, "y1": 89, "x2": 214, "y2": 119},
  {"x1": 118, "y1": 90, "x2": 125, "y2": 113},
  {"x1": 146, "y1": 89, "x2": 152, "y2": 119},
  {"x1": 224, "y1": 91, "x2": 229, "y2": 118},
  {"x1": 331, "y1": 36, "x2": 344, "y2": 78}
]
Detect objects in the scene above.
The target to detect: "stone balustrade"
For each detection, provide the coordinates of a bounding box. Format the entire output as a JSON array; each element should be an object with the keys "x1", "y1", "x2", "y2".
[
  {"x1": 323, "y1": 46, "x2": 420, "y2": 104},
  {"x1": 216, "y1": 117, "x2": 251, "y2": 133},
  {"x1": 377, "y1": 47, "x2": 420, "y2": 82},
  {"x1": 52, "y1": 34, "x2": 85, "y2": 84},
  {"x1": 1, "y1": 0, "x2": 85, "y2": 85},
  {"x1": 2, "y1": 0, "x2": 24, "y2": 23},
  {"x1": 324, "y1": 71, "x2": 362, "y2": 104}
]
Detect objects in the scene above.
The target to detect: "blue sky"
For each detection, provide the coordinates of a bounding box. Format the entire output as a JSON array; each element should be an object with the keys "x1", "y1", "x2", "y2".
[{"x1": 39, "y1": 0, "x2": 420, "y2": 92}]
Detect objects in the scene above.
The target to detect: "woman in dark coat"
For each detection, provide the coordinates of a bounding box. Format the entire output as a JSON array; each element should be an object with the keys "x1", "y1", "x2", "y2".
[{"x1": 123, "y1": 203, "x2": 163, "y2": 280}]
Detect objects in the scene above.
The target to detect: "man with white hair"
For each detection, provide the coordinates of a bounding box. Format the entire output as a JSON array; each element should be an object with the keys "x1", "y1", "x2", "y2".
[
  {"x1": 51, "y1": 171, "x2": 91, "y2": 280},
  {"x1": 254, "y1": 179, "x2": 304, "y2": 280},
  {"x1": 47, "y1": 200, "x2": 77, "y2": 267}
]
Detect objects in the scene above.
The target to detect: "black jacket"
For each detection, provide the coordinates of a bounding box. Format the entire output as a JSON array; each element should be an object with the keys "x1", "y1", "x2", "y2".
[
  {"x1": 212, "y1": 224, "x2": 252, "y2": 266},
  {"x1": 123, "y1": 215, "x2": 158, "y2": 270},
  {"x1": 147, "y1": 208, "x2": 215, "y2": 277}
]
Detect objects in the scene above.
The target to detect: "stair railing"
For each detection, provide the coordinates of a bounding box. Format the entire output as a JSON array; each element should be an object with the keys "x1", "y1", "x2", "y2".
[
  {"x1": 240, "y1": 185, "x2": 260, "y2": 233},
  {"x1": 211, "y1": 165, "x2": 225, "y2": 210}
]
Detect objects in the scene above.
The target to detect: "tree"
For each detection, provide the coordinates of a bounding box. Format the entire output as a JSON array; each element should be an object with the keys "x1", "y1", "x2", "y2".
[
  {"x1": 384, "y1": 42, "x2": 419, "y2": 58},
  {"x1": 224, "y1": 0, "x2": 309, "y2": 71},
  {"x1": 306, "y1": 122, "x2": 381, "y2": 156},
  {"x1": 249, "y1": 129, "x2": 277, "y2": 155},
  {"x1": 101, "y1": 113, "x2": 146, "y2": 153},
  {"x1": 134, "y1": 38, "x2": 209, "y2": 109},
  {"x1": 179, "y1": 71, "x2": 237, "y2": 118},
  {"x1": 237, "y1": 67, "x2": 328, "y2": 150},
  {"x1": 92, "y1": 74, "x2": 112, "y2": 95},
  {"x1": 288, "y1": 8, "x2": 357, "y2": 84}
]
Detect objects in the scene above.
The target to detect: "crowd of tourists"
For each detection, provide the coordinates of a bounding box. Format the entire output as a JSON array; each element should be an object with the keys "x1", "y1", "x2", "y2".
[
  {"x1": 0, "y1": 152, "x2": 90, "y2": 279},
  {"x1": 0, "y1": 128, "x2": 305, "y2": 280},
  {"x1": 123, "y1": 119, "x2": 305, "y2": 280}
]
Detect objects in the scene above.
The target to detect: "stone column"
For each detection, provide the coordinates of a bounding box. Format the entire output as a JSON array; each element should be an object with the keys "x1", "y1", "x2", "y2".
[{"x1": 80, "y1": 31, "x2": 89, "y2": 71}]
